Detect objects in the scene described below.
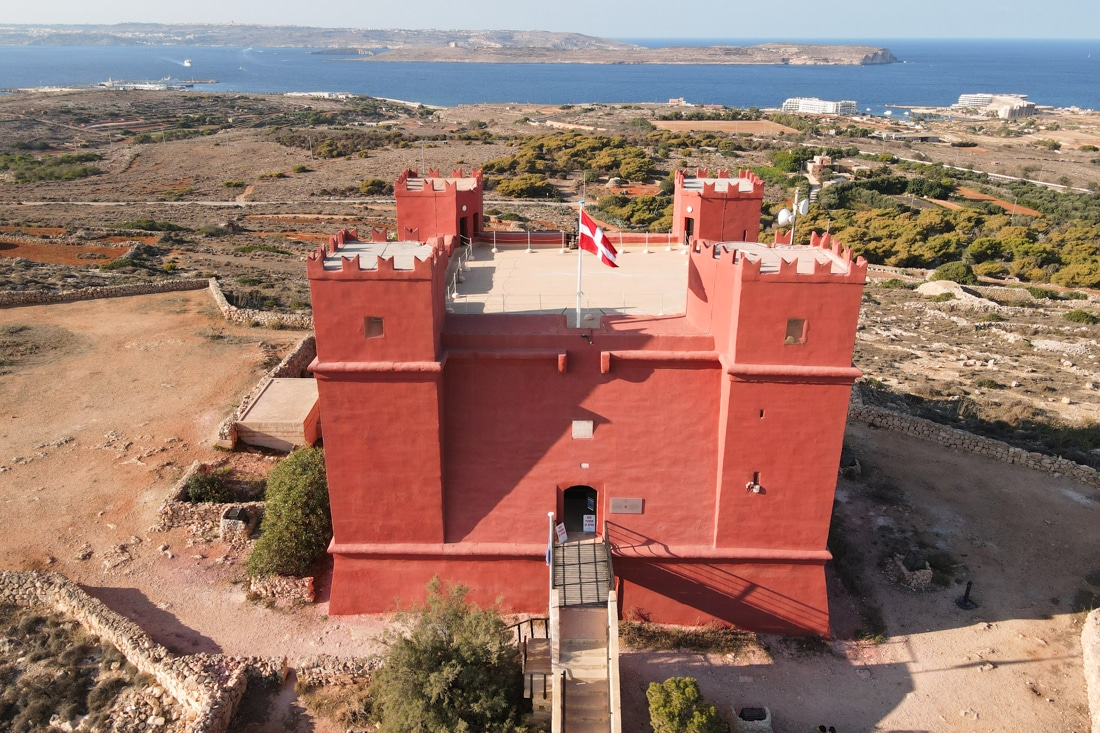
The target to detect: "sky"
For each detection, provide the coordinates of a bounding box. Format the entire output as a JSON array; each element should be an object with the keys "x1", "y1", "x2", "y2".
[{"x1": 5, "y1": 0, "x2": 1098, "y2": 40}]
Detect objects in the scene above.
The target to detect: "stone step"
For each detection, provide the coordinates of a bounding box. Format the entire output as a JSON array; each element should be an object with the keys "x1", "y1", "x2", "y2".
[{"x1": 524, "y1": 638, "x2": 551, "y2": 674}]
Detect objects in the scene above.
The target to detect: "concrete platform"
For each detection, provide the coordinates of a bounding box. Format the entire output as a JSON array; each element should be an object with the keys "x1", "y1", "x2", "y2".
[{"x1": 236, "y1": 378, "x2": 320, "y2": 452}]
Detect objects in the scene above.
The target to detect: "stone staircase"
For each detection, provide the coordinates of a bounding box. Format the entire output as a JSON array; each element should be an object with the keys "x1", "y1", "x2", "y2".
[
  {"x1": 550, "y1": 538, "x2": 616, "y2": 733},
  {"x1": 560, "y1": 607, "x2": 611, "y2": 733}
]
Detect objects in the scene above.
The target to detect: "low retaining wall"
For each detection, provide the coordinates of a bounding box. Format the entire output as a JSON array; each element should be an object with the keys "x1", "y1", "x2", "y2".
[
  {"x1": 0, "y1": 570, "x2": 258, "y2": 733},
  {"x1": 151, "y1": 460, "x2": 265, "y2": 537},
  {"x1": 295, "y1": 655, "x2": 378, "y2": 687},
  {"x1": 249, "y1": 575, "x2": 316, "y2": 604},
  {"x1": 214, "y1": 335, "x2": 317, "y2": 449},
  {"x1": 1085, "y1": 609, "x2": 1100, "y2": 733},
  {"x1": 848, "y1": 391, "x2": 1100, "y2": 490},
  {"x1": 206, "y1": 278, "x2": 314, "y2": 330},
  {"x1": 0, "y1": 278, "x2": 209, "y2": 308}
]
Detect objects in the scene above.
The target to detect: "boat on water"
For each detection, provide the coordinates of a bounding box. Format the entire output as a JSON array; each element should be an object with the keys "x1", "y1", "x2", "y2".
[{"x1": 183, "y1": 59, "x2": 192, "y2": 67}]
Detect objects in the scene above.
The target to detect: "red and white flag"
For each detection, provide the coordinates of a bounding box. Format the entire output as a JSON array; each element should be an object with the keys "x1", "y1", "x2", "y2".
[{"x1": 578, "y1": 210, "x2": 618, "y2": 268}]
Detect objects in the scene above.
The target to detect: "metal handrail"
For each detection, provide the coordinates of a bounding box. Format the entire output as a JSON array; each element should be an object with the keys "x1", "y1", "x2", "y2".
[
  {"x1": 525, "y1": 671, "x2": 549, "y2": 700},
  {"x1": 602, "y1": 520, "x2": 616, "y2": 588},
  {"x1": 503, "y1": 616, "x2": 550, "y2": 642}
]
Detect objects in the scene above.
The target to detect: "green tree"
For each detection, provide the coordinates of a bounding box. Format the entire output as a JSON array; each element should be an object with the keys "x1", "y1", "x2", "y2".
[
  {"x1": 931, "y1": 261, "x2": 979, "y2": 285},
  {"x1": 246, "y1": 446, "x2": 330, "y2": 578},
  {"x1": 371, "y1": 579, "x2": 523, "y2": 733},
  {"x1": 494, "y1": 174, "x2": 558, "y2": 199},
  {"x1": 647, "y1": 677, "x2": 726, "y2": 733}
]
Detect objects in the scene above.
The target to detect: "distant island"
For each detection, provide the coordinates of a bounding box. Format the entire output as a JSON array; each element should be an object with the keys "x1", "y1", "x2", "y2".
[{"x1": 0, "y1": 24, "x2": 898, "y2": 65}]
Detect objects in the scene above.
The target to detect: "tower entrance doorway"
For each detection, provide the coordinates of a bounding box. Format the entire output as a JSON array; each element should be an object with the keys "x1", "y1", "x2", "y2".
[{"x1": 562, "y1": 485, "x2": 598, "y2": 535}]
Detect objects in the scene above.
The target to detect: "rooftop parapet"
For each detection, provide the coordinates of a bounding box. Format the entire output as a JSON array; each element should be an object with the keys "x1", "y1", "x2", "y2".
[
  {"x1": 694, "y1": 231, "x2": 867, "y2": 283},
  {"x1": 675, "y1": 168, "x2": 765, "y2": 198},
  {"x1": 396, "y1": 167, "x2": 483, "y2": 192},
  {"x1": 307, "y1": 227, "x2": 454, "y2": 280}
]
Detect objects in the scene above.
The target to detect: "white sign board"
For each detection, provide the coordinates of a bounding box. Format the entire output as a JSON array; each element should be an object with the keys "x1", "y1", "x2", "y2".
[
  {"x1": 555, "y1": 523, "x2": 568, "y2": 543},
  {"x1": 583, "y1": 514, "x2": 596, "y2": 533}
]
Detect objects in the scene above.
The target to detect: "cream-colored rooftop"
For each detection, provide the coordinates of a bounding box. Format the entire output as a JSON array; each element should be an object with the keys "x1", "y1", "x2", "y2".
[
  {"x1": 726, "y1": 242, "x2": 852, "y2": 275},
  {"x1": 450, "y1": 241, "x2": 689, "y2": 325},
  {"x1": 322, "y1": 240, "x2": 433, "y2": 270},
  {"x1": 679, "y1": 176, "x2": 757, "y2": 193},
  {"x1": 403, "y1": 176, "x2": 479, "y2": 191}
]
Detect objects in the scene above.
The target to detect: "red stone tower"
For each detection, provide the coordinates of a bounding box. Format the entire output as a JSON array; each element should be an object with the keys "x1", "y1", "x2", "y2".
[
  {"x1": 395, "y1": 168, "x2": 483, "y2": 242},
  {"x1": 308, "y1": 170, "x2": 865, "y2": 635},
  {"x1": 672, "y1": 168, "x2": 765, "y2": 246}
]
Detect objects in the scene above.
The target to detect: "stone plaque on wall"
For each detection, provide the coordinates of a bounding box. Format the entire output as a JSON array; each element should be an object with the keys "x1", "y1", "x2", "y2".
[{"x1": 610, "y1": 498, "x2": 644, "y2": 514}]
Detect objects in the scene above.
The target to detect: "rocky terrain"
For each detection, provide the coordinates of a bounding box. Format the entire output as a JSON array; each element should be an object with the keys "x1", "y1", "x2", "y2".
[{"x1": 0, "y1": 88, "x2": 1099, "y2": 731}]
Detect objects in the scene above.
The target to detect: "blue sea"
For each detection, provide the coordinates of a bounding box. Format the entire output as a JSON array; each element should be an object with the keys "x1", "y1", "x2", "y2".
[{"x1": 0, "y1": 39, "x2": 1097, "y2": 113}]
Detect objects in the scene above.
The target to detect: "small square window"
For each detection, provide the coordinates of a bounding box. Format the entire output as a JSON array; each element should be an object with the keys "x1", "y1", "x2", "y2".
[
  {"x1": 364, "y1": 316, "x2": 385, "y2": 339},
  {"x1": 572, "y1": 420, "x2": 594, "y2": 439},
  {"x1": 784, "y1": 318, "x2": 806, "y2": 345}
]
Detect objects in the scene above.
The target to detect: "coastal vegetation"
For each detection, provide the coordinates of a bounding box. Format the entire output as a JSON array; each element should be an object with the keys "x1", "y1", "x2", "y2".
[{"x1": 0, "y1": 152, "x2": 102, "y2": 182}]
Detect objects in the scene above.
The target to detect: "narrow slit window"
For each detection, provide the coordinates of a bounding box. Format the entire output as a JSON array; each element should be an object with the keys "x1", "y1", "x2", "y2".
[
  {"x1": 759, "y1": 409, "x2": 765, "y2": 419},
  {"x1": 364, "y1": 316, "x2": 385, "y2": 339},
  {"x1": 784, "y1": 318, "x2": 806, "y2": 345}
]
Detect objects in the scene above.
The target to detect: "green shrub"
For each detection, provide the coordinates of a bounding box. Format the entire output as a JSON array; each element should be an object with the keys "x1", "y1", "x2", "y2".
[
  {"x1": 359, "y1": 178, "x2": 393, "y2": 195},
  {"x1": 646, "y1": 677, "x2": 726, "y2": 733},
  {"x1": 371, "y1": 579, "x2": 522, "y2": 733},
  {"x1": 1065, "y1": 310, "x2": 1099, "y2": 324},
  {"x1": 620, "y1": 620, "x2": 756, "y2": 655},
  {"x1": 184, "y1": 471, "x2": 234, "y2": 503},
  {"x1": 931, "y1": 292, "x2": 957, "y2": 302},
  {"x1": 292, "y1": 165, "x2": 312, "y2": 173},
  {"x1": 931, "y1": 261, "x2": 978, "y2": 285},
  {"x1": 234, "y1": 244, "x2": 292, "y2": 256},
  {"x1": 223, "y1": 180, "x2": 246, "y2": 188},
  {"x1": 246, "y1": 447, "x2": 330, "y2": 578},
  {"x1": 493, "y1": 174, "x2": 558, "y2": 199},
  {"x1": 118, "y1": 220, "x2": 186, "y2": 232},
  {"x1": 878, "y1": 278, "x2": 916, "y2": 290}
]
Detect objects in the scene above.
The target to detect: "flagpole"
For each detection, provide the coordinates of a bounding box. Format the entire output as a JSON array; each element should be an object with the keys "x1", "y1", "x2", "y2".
[
  {"x1": 576, "y1": 196, "x2": 583, "y2": 329},
  {"x1": 576, "y1": 178, "x2": 585, "y2": 329}
]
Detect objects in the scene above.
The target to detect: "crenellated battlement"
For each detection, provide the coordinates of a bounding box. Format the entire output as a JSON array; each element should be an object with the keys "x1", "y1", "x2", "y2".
[
  {"x1": 689, "y1": 234, "x2": 867, "y2": 284},
  {"x1": 307, "y1": 228, "x2": 455, "y2": 282},
  {"x1": 674, "y1": 168, "x2": 765, "y2": 199},
  {"x1": 395, "y1": 168, "x2": 484, "y2": 193}
]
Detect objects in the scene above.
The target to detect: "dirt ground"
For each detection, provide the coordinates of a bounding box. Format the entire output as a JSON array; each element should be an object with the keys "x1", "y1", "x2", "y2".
[{"x1": 0, "y1": 289, "x2": 1097, "y2": 732}]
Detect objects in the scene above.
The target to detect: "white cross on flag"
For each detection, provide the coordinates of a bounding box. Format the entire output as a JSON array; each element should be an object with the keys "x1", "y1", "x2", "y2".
[{"x1": 578, "y1": 210, "x2": 618, "y2": 268}]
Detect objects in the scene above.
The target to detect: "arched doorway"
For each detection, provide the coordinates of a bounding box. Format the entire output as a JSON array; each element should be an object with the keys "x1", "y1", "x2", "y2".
[{"x1": 562, "y1": 485, "x2": 598, "y2": 535}]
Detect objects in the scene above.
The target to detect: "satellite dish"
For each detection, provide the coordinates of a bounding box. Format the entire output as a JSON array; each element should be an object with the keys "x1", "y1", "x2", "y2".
[
  {"x1": 797, "y1": 199, "x2": 810, "y2": 216},
  {"x1": 777, "y1": 209, "x2": 792, "y2": 227}
]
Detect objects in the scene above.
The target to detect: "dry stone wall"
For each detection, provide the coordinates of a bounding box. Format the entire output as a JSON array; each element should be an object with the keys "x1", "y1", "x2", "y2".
[
  {"x1": 206, "y1": 278, "x2": 314, "y2": 330},
  {"x1": 848, "y1": 390, "x2": 1100, "y2": 489},
  {"x1": 295, "y1": 654, "x2": 378, "y2": 687},
  {"x1": 0, "y1": 278, "x2": 209, "y2": 307},
  {"x1": 0, "y1": 570, "x2": 275, "y2": 733},
  {"x1": 151, "y1": 460, "x2": 265, "y2": 536}
]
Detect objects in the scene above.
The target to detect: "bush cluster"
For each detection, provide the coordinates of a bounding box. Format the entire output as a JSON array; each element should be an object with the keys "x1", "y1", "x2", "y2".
[
  {"x1": 646, "y1": 677, "x2": 726, "y2": 733},
  {"x1": 246, "y1": 446, "x2": 331, "y2": 578},
  {"x1": 370, "y1": 579, "x2": 523, "y2": 733}
]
